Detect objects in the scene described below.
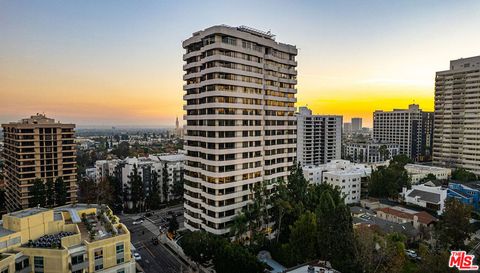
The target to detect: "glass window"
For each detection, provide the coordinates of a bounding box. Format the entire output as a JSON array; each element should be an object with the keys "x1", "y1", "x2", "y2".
[
  {"x1": 116, "y1": 257, "x2": 124, "y2": 264},
  {"x1": 95, "y1": 264, "x2": 103, "y2": 271},
  {"x1": 1, "y1": 267, "x2": 8, "y2": 273},
  {"x1": 116, "y1": 243, "x2": 124, "y2": 254},
  {"x1": 94, "y1": 249, "x2": 103, "y2": 260},
  {"x1": 34, "y1": 256, "x2": 44, "y2": 273}
]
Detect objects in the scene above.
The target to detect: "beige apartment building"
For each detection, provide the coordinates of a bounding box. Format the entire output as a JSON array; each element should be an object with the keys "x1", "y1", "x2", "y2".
[
  {"x1": 433, "y1": 56, "x2": 480, "y2": 173},
  {"x1": 0, "y1": 204, "x2": 135, "y2": 273},
  {"x1": 182, "y1": 25, "x2": 297, "y2": 234},
  {"x1": 1, "y1": 114, "x2": 77, "y2": 211}
]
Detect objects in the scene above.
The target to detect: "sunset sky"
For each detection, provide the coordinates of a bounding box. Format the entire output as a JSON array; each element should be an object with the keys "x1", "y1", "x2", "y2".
[{"x1": 1, "y1": 0, "x2": 479, "y2": 127}]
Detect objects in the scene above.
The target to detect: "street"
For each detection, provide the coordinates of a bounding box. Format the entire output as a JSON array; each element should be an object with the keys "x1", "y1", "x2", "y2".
[{"x1": 120, "y1": 205, "x2": 188, "y2": 273}]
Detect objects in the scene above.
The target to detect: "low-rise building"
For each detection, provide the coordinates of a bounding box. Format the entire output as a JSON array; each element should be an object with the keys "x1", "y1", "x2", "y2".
[
  {"x1": 404, "y1": 164, "x2": 451, "y2": 184},
  {"x1": 303, "y1": 160, "x2": 372, "y2": 204},
  {"x1": 343, "y1": 141, "x2": 399, "y2": 164},
  {"x1": 448, "y1": 182, "x2": 480, "y2": 211},
  {"x1": 376, "y1": 206, "x2": 437, "y2": 230},
  {"x1": 352, "y1": 209, "x2": 420, "y2": 241},
  {"x1": 0, "y1": 204, "x2": 135, "y2": 273},
  {"x1": 401, "y1": 182, "x2": 448, "y2": 215}
]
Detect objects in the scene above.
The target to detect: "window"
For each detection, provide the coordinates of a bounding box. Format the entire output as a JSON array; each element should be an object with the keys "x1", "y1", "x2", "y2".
[
  {"x1": 117, "y1": 270, "x2": 125, "y2": 273},
  {"x1": 71, "y1": 255, "x2": 84, "y2": 265},
  {"x1": 34, "y1": 256, "x2": 44, "y2": 272},
  {"x1": 116, "y1": 243, "x2": 124, "y2": 254},
  {"x1": 94, "y1": 249, "x2": 103, "y2": 260},
  {"x1": 95, "y1": 264, "x2": 103, "y2": 271},
  {"x1": 1, "y1": 267, "x2": 8, "y2": 273},
  {"x1": 117, "y1": 257, "x2": 124, "y2": 264}
]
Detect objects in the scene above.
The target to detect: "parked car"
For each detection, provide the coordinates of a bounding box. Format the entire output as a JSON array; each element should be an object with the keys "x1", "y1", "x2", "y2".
[
  {"x1": 133, "y1": 219, "x2": 144, "y2": 225},
  {"x1": 405, "y1": 249, "x2": 418, "y2": 259},
  {"x1": 133, "y1": 252, "x2": 142, "y2": 261},
  {"x1": 152, "y1": 237, "x2": 159, "y2": 245},
  {"x1": 145, "y1": 212, "x2": 153, "y2": 217}
]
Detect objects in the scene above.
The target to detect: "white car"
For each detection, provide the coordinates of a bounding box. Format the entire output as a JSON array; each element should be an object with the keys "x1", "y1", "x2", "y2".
[
  {"x1": 133, "y1": 253, "x2": 141, "y2": 261},
  {"x1": 132, "y1": 220, "x2": 144, "y2": 225},
  {"x1": 405, "y1": 249, "x2": 417, "y2": 259}
]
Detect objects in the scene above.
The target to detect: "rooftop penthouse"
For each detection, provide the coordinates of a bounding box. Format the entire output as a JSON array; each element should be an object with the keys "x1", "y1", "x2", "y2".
[{"x1": 0, "y1": 204, "x2": 135, "y2": 273}]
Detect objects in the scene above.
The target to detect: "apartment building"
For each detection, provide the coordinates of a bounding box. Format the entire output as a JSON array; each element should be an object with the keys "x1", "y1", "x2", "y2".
[
  {"x1": 94, "y1": 154, "x2": 185, "y2": 203},
  {"x1": 182, "y1": 25, "x2": 297, "y2": 234},
  {"x1": 0, "y1": 204, "x2": 135, "y2": 273},
  {"x1": 1, "y1": 114, "x2": 77, "y2": 212},
  {"x1": 404, "y1": 163, "x2": 451, "y2": 184},
  {"x1": 433, "y1": 56, "x2": 480, "y2": 173},
  {"x1": 297, "y1": 106, "x2": 342, "y2": 166},
  {"x1": 373, "y1": 104, "x2": 433, "y2": 161},
  {"x1": 302, "y1": 160, "x2": 372, "y2": 204},
  {"x1": 343, "y1": 141, "x2": 399, "y2": 163}
]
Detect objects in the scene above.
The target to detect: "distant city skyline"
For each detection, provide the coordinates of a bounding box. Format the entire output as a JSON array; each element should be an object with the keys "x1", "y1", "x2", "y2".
[{"x1": 1, "y1": 1, "x2": 480, "y2": 127}]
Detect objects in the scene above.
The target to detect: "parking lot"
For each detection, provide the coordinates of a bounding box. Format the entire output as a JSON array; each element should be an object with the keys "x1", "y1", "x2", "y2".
[{"x1": 120, "y1": 205, "x2": 188, "y2": 273}]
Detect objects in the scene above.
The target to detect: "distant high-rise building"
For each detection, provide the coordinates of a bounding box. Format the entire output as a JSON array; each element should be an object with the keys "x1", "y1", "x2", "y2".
[
  {"x1": 2, "y1": 114, "x2": 77, "y2": 211},
  {"x1": 344, "y1": 122, "x2": 352, "y2": 134},
  {"x1": 297, "y1": 106, "x2": 342, "y2": 166},
  {"x1": 433, "y1": 56, "x2": 480, "y2": 173},
  {"x1": 351, "y1": 117, "x2": 362, "y2": 132},
  {"x1": 182, "y1": 25, "x2": 297, "y2": 234},
  {"x1": 175, "y1": 116, "x2": 183, "y2": 137},
  {"x1": 373, "y1": 104, "x2": 433, "y2": 161}
]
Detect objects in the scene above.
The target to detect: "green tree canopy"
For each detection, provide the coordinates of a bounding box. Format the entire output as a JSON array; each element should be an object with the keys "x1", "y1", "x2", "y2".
[
  {"x1": 435, "y1": 198, "x2": 472, "y2": 249},
  {"x1": 30, "y1": 178, "x2": 46, "y2": 207}
]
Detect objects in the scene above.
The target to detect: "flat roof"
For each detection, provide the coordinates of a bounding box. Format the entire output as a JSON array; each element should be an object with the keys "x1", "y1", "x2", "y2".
[
  {"x1": 0, "y1": 225, "x2": 15, "y2": 237},
  {"x1": 8, "y1": 207, "x2": 49, "y2": 218}
]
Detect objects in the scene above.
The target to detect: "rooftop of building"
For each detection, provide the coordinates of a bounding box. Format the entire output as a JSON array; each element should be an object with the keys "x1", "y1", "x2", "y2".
[
  {"x1": 376, "y1": 206, "x2": 437, "y2": 225},
  {"x1": 154, "y1": 153, "x2": 185, "y2": 162},
  {"x1": 406, "y1": 188, "x2": 442, "y2": 204},
  {"x1": 404, "y1": 164, "x2": 451, "y2": 173},
  {"x1": 0, "y1": 225, "x2": 14, "y2": 237},
  {"x1": 353, "y1": 213, "x2": 418, "y2": 238},
  {"x1": 2, "y1": 114, "x2": 74, "y2": 127},
  {"x1": 185, "y1": 25, "x2": 297, "y2": 52},
  {"x1": 7, "y1": 206, "x2": 50, "y2": 218},
  {"x1": 449, "y1": 181, "x2": 480, "y2": 191},
  {"x1": 303, "y1": 160, "x2": 372, "y2": 175},
  {"x1": 283, "y1": 260, "x2": 340, "y2": 273}
]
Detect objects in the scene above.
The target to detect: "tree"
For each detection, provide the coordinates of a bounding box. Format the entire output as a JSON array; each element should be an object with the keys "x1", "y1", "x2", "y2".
[
  {"x1": 288, "y1": 211, "x2": 317, "y2": 263},
  {"x1": 182, "y1": 231, "x2": 264, "y2": 273},
  {"x1": 111, "y1": 141, "x2": 130, "y2": 158},
  {"x1": 162, "y1": 163, "x2": 169, "y2": 202},
  {"x1": 146, "y1": 171, "x2": 162, "y2": 210},
  {"x1": 436, "y1": 198, "x2": 472, "y2": 249},
  {"x1": 419, "y1": 173, "x2": 437, "y2": 183},
  {"x1": 230, "y1": 213, "x2": 248, "y2": 243},
  {"x1": 30, "y1": 178, "x2": 46, "y2": 207},
  {"x1": 78, "y1": 177, "x2": 97, "y2": 204},
  {"x1": 108, "y1": 175, "x2": 124, "y2": 213},
  {"x1": 416, "y1": 250, "x2": 456, "y2": 273},
  {"x1": 168, "y1": 215, "x2": 179, "y2": 234},
  {"x1": 171, "y1": 174, "x2": 184, "y2": 200},
  {"x1": 378, "y1": 144, "x2": 391, "y2": 161},
  {"x1": 451, "y1": 168, "x2": 477, "y2": 182},
  {"x1": 45, "y1": 179, "x2": 55, "y2": 207},
  {"x1": 316, "y1": 189, "x2": 358, "y2": 272},
  {"x1": 54, "y1": 177, "x2": 68, "y2": 206},
  {"x1": 368, "y1": 156, "x2": 410, "y2": 199},
  {"x1": 129, "y1": 164, "x2": 144, "y2": 211},
  {"x1": 0, "y1": 189, "x2": 5, "y2": 212}
]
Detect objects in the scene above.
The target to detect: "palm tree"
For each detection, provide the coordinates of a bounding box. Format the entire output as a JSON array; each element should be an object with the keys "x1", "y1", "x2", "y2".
[{"x1": 230, "y1": 213, "x2": 248, "y2": 243}]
